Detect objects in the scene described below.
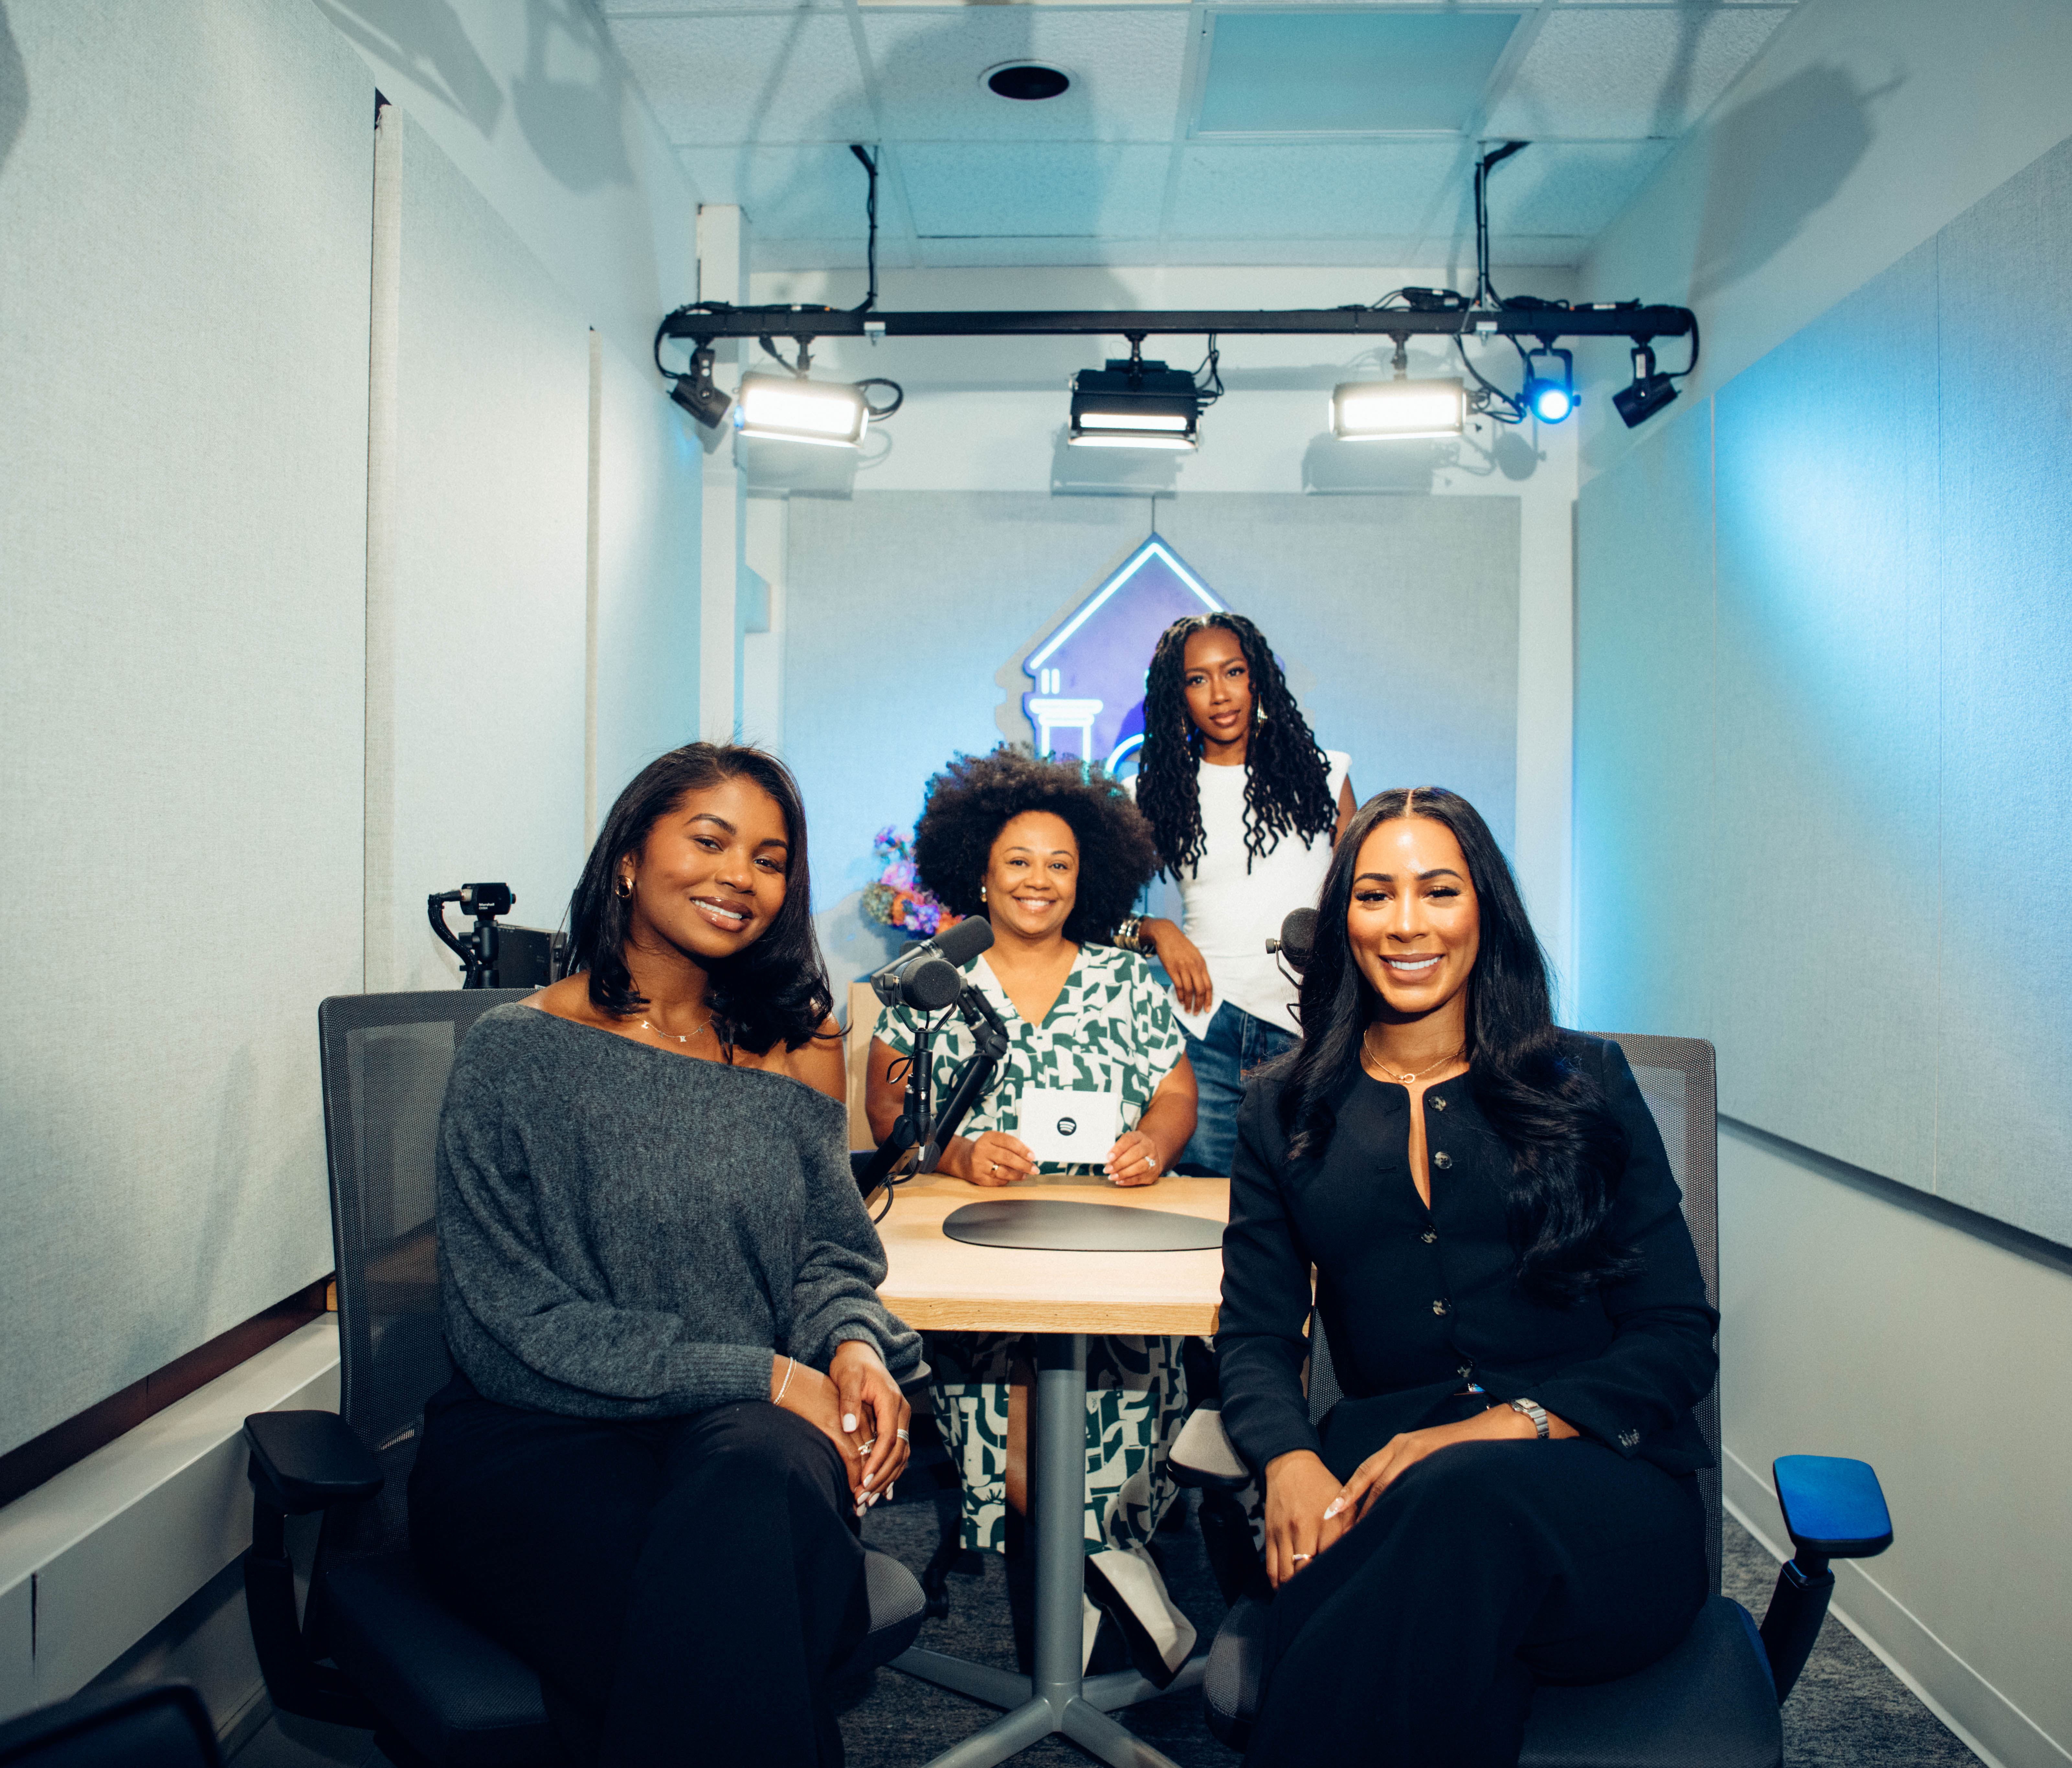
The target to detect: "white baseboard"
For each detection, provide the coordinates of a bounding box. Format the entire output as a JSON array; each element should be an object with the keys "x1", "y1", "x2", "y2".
[
  {"x1": 0, "y1": 1319, "x2": 341, "y2": 1721},
  {"x1": 1723, "y1": 1448, "x2": 2071, "y2": 1768}
]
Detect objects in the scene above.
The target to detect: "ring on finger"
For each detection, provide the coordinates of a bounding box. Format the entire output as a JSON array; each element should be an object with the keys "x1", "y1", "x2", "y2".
[
  {"x1": 894, "y1": 1428, "x2": 910, "y2": 1442},
  {"x1": 1290, "y1": 1552, "x2": 1312, "y2": 1563}
]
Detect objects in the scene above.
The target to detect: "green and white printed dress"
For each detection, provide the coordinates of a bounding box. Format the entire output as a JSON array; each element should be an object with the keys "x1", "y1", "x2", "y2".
[{"x1": 874, "y1": 942, "x2": 1191, "y2": 1556}]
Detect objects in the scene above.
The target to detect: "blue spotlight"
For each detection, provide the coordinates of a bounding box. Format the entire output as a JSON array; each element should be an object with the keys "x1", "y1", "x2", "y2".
[{"x1": 1523, "y1": 347, "x2": 1576, "y2": 424}]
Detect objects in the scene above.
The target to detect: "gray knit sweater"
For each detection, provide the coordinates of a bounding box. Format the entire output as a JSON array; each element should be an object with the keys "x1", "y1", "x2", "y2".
[{"x1": 436, "y1": 1004, "x2": 920, "y2": 1418}]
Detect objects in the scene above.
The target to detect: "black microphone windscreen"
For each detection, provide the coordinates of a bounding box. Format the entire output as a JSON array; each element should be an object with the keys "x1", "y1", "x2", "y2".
[
  {"x1": 902, "y1": 957, "x2": 965, "y2": 1012},
  {"x1": 934, "y1": 916, "x2": 995, "y2": 967},
  {"x1": 1280, "y1": 907, "x2": 1318, "y2": 966}
]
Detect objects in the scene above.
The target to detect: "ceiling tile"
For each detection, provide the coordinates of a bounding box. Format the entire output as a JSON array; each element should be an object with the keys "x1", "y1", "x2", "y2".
[
  {"x1": 608, "y1": 14, "x2": 873, "y2": 143},
  {"x1": 1484, "y1": 7, "x2": 1792, "y2": 139},
  {"x1": 676, "y1": 142, "x2": 883, "y2": 239},
  {"x1": 897, "y1": 141, "x2": 1170, "y2": 236},
  {"x1": 1169, "y1": 141, "x2": 1461, "y2": 238},
  {"x1": 859, "y1": 10, "x2": 1192, "y2": 141},
  {"x1": 605, "y1": 0, "x2": 835, "y2": 11},
  {"x1": 1196, "y1": 11, "x2": 1525, "y2": 135},
  {"x1": 1475, "y1": 139, "x2": 1674, "y2": 236}
]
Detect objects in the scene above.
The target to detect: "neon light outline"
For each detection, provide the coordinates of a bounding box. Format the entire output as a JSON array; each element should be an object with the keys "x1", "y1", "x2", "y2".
[{"x1": 1024, "y1": 537, "x2": 1224, "y2": 676}]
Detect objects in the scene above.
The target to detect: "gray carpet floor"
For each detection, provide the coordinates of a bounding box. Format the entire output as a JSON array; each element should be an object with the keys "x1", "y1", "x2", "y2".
[{"x1": 232, "y1": 1490, "x2": 1982, "y2": 1768}]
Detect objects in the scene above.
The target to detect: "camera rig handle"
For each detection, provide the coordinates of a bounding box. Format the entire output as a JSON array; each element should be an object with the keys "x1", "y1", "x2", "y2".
[{"x1": 427, "y1": 883, "x2": 515, "y2": 990}]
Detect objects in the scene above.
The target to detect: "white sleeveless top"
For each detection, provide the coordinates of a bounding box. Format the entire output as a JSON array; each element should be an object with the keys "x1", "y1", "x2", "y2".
[{"x1": 1137, "y1": 751, "x2": 1350, "y2": 1040}]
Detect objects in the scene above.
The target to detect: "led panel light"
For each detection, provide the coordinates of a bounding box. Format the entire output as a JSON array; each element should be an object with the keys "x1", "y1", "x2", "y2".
[
  {"x1": 1331, "y1": 376, "x2": 1465, "y2": 441},
  {"x1": 1069, "y1": 360, "x2": 1202, "y2": 451},
  {"x1": 734, "y1": 371, "x2": 869, "y2": 448}
]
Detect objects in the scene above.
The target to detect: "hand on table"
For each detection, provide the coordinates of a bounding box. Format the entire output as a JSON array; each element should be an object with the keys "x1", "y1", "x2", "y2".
[
  {"x1": 955, "y1": 1129, "x2": 1036, "y2": 1186},
  {"x1": 1103, "y1": 1128, "x2": 1163, "y2": 1186},
  {"x1": 831, "y1": 1338, "x2": 911, "y2": 1511}
]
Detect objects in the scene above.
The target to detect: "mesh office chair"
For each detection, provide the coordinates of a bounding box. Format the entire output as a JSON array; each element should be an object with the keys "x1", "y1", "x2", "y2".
[
  {"x1": 1171, "y1": 1033, "x2": 1892, "y2": 1766},
  {"x1": 241, "y1": 991, "x2": 928, "y2": 1767}
]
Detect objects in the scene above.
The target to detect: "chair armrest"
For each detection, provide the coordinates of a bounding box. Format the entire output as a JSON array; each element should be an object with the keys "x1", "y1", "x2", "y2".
[
  {"x1": 243, "y1": 1411, "x2": 383, "y2": 1514},
  {"x1": 1169, "y1": 1408, "x2": 1252, "y2": 1492},
  {"x1": 1773, "y1": 1455, "x2": 1892, "y2": 1561}
]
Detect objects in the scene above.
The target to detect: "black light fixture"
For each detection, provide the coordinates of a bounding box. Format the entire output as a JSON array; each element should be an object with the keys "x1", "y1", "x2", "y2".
[
  {"x1": 1613, "y1": 343, "x2": 1680, "y2": 429},
  {"x1": 668, "y1": 345, "x2": 732, "y2": 430},
  {"x1": 1069, "y1": 346, "x2": 1202, "y2": 450}
]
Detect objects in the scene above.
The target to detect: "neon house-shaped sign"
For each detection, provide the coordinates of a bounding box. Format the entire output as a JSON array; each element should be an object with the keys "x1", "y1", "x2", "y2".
[{"x1": 1022, "y1": 537, "x2": 1225, "y2": 776}]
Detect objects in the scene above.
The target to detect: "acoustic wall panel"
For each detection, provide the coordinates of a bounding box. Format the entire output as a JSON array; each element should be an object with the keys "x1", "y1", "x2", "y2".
[
  {"x1": 1573, "y1": 402, "x2": 1716, "y2": 1042},
  {"x1": 1577, "y1": 129, "x2": 2072, "y2": 1248},
  {"x1": 0, "y1": 2, "x2": 373, "y2": 1455},
  {"x1": 1934, "y1": 139, "x2": 2072, "y2": 1246},
  {"x1": 593, "y1": 337, "x2": 703, "y2": 814},
  {"x1": 367, "y1": 107, "x2": 590, "y2": 988},
  {"x1": 1711, "y1": 240, "x2": 1942, "y2": 1192},
  {"x1": 1158, "y1": 496, "x2": 1520, "y2": 857}
]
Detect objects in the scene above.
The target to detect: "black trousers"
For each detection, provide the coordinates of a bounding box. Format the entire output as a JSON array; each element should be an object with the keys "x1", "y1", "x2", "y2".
[
  {"x1": 1248, "y1": 1438, "x2": 1708, "y2": 1768},
  {"x1": 408, "y1": 1375, "x2": 869, "y2": 1767}
]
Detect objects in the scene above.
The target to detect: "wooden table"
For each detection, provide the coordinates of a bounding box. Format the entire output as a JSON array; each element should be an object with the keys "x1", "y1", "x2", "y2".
[{"x1": 872, "y1": 1171, "x2": 1230, "y2": 1768}]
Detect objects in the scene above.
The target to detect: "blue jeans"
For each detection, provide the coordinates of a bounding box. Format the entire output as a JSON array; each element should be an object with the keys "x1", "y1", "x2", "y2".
[{"x1": 1177, "y1": 1002, "x2": 1298, "y2": 1176}]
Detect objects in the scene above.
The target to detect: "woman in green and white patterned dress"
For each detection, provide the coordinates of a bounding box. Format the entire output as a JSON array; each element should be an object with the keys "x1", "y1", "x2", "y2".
[{"x1": 866, "y1": 748, "x2": 1200, "y2": 1682}]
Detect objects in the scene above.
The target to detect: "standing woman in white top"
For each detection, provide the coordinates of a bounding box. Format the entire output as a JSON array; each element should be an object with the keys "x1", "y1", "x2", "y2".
[{"x1": 1126, "y1": 614, "x2": 1356, "y2": 1176}]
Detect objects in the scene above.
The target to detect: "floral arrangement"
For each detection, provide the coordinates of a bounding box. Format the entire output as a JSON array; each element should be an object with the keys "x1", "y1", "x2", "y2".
[{"x1": 861, "y1": 827, "x2": 960, "y2": 939}]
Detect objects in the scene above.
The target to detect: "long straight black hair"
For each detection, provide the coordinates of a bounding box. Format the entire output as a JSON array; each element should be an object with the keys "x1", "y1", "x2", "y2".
[
  {"x1": 1277, "y1": 786, "x2": 1641, "y2": 1305},
  {"x1": 564, "y1": 743, "x2": 834, "y2": 1055}
]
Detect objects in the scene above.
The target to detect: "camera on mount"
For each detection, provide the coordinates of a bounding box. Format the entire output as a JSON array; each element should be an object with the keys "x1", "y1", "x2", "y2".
[{"x1": 428, "y1": 884, "x2": 564, "y2": 990}]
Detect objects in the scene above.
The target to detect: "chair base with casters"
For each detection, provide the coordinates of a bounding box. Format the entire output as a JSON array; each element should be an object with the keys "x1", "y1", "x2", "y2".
[
  {"x1": 1176, "y1": 1032, "x2": 1897, "y2": 1766},
  {"x1": 241, "y1": 991, "x2": 933, "y2": 1767}
]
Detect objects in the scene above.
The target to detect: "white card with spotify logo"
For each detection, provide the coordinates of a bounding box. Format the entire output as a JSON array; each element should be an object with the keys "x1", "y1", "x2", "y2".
[{"x1": 1016, "y1": 1088, "x2": 1122, "y2": 1165}]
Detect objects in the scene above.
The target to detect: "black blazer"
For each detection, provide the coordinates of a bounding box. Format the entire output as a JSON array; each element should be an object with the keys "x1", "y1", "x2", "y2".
[{"x1": 1217, "y1": 1034, "x2": 1719, "y2": 1479}]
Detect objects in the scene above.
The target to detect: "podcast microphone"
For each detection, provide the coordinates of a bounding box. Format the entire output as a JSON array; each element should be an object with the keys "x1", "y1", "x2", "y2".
[
  {"x1": 1265, "y1": 907, "x2": 1318, "y2": 973},
  {"x1": 870, "y1": 915, "x2": 995, "y2": 1011}
]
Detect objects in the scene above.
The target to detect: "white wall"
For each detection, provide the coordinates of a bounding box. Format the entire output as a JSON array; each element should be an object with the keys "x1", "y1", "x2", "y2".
[
  {"x1": 1571, "y1": 3, "x2": 2072, "y2": 1760},
  {"x1": 745, "y1": 262, "x2": 1585, "y2": 1003},
  {"x1": 315, "y1": 0, "x2": 700, "y2": 377},
  {"x1": 1574, "y1": 0, "x2": 2072, "y2": 482},
  {"x1": 0, "y1": 0, "x2": 373, "y2": 1460}
]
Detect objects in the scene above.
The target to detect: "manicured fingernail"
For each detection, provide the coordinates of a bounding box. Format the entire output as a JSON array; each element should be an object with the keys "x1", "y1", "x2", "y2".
[
  {"x1": 862, "y1": 1472, "x2": 873, "y2": 1486},
  {"x1": 1323, "y1": 1499, "x2": 1343, "y2": 1518},
  {"x1": 843, "y1": 1413, "x2": 857, "y2": 1432}
]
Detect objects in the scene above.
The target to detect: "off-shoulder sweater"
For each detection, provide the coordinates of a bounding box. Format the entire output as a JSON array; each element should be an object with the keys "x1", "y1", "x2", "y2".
[{"x1": 435, "y1": 1004, "x2": 920, "y2": 1418}]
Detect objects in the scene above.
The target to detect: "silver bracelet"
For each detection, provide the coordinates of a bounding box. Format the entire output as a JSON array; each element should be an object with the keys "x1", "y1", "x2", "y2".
[{"x1": 776, "y1": 1355, "x2": 796, "y2": 1403}]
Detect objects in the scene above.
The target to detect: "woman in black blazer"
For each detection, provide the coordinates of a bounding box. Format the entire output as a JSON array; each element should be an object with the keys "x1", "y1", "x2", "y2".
[{"x1": 1217, "y1": 786, "x2": 1718, "y2": 1768}]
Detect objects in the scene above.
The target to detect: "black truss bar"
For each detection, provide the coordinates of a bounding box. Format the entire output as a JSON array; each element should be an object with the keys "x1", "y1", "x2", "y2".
[{"x1": 658, "y1": 304, "x2": 1694, "y2": 346}]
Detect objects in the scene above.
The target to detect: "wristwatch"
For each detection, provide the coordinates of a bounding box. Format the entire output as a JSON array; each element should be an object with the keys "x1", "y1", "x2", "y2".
[{"x1": 1508, "y1": 1397, "x2": 1550, "y2": 1440}]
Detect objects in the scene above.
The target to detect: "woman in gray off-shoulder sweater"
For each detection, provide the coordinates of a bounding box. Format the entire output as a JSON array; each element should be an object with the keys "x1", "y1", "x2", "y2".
[{"x1": 410, "y1": 743, "x2": 918, "y2": 1768}]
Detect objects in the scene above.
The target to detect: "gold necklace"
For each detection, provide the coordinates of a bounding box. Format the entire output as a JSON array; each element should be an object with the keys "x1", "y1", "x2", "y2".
[
  {"x1": 640, "y1": 1014, "x2": 711, "y2": 1048},
  {"x1": 1363, "y1": 1028, "x2": 1463, "y2": 1086}
]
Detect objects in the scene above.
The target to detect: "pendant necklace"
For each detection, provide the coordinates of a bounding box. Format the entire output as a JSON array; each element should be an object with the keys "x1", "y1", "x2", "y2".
[{"x1": 1363, "y1": 1029, "x2": 1463, "y2": 1085}]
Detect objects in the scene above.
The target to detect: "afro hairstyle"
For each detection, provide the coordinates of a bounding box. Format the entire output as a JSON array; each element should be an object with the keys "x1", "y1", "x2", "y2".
[{"x1": 912, "y1": 747, "x2": 1159, "y2": 946}]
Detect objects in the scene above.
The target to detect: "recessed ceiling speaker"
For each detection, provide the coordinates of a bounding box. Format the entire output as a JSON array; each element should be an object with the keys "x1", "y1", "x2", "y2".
[{"x1": 984, "y1": 63, "x2": 1070, "y2": 101}]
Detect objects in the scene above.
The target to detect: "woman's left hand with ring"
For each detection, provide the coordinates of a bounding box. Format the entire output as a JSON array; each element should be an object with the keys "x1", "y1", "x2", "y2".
[
  {"x1": 831, "y1": 1338, "x2": 912, "y2": 1502},
  {"x1": 1103, "y1": 1129, "x2": 1162, "y2": 1186}
]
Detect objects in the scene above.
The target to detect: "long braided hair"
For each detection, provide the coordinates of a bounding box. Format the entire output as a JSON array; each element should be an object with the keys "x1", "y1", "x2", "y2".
[{"x1": 1135, "y1": 613, "x2": 1336, "y2": 877}]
